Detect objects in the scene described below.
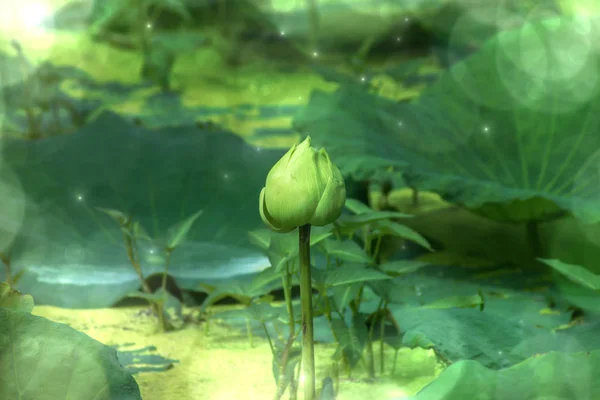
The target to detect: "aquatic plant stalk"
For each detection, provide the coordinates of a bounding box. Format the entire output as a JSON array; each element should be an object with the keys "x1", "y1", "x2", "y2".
[
  {"x1": 159, "y1": 249, "x2": 174, "y2": 332},
  {"x1": 275, "y1": 261, "x2": 298, "y2": 399},
  {"x1": 299, "y1": 224, "x2": 316, "y2": 400}
]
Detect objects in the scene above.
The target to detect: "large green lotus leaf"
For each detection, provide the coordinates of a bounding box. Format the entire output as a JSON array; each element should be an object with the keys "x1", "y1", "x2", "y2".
[
  {"x1": 0, "y1": 308, "x2": 141, "y2": 400},
  {"x1": 420, "y1": 0, "x2": 561, "y2": 67},
  {"x1": 410, "y1": 351, "x2": 600, "y2": 400},
  {"x1": 294, "y1": 16, "x2": 600, "y2": 224},
  {"x1": 1, "y1": 111, "x2": 282, "y2": 307}
]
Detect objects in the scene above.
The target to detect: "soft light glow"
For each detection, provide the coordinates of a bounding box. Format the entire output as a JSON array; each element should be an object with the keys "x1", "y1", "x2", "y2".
[
  {"x1": 312, "y1": 51, "x2": 318, "y2": 57},
  {"x1": 18, "y1": 2, "x2": 51, "y2": 28},
  {"x1": 76, "y1": 195, "x2": 84, "y2": 201}
]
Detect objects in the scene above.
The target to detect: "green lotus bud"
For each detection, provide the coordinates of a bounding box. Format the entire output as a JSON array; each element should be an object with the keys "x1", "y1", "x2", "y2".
[{"x1": 259, "y1": 136, "x2": 346, "y2": 232}]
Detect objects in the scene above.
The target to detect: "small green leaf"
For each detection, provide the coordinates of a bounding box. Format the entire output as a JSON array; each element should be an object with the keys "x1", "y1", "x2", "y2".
[
  {"x1": 165, "y1": 210, "x2": 203, "y2": 250},
  {"x1": 331, "y1": 283, "x2": 362, "y2": 312},
  {"x1": 338, "y1": 211, "x2": 413, "y2": 228},
  {"x1": 268, "y1": 233, "x2": 299, "y2": 272},
  {"x1": 422, "y1": 294, "x2": 484, "y2": 309},
  {"x1": 331, "y1": 313, "x2": 369, "y2": 367},
  {"x1": 380, "y1": 260, "x2": 431, "y2": 275},
  {"x1": 372, "y1": 220, "x2": 432, "y2": 251},
  {"x1": 367, "y1": 280, "x2": 397, "y2": 304},
  {"x1": 539, "y1": 258, "x2": 600, "y2": 291},
  {"x1": 310, "y1": 225, "x2": 334, "y2": 246},
  {"x1": 248, "y1": 229, "x2": 274, "y2": 252},
  {"x1": 321, "y1": 239, "x2": 372, "y2": 263},
  {"x1": 249, "y1": 267, "x2": 282, "y2": 296},
  {"x1": 344, "y1": 198, "x2": 373, "y2": 214},
  {"x1": 0, "y1": 282, "x2": 34, "y2": 312},
  {"x1": 132, "y1": 221, "x2": 152, "y2": 241},
  {"x1": 197, "y1": 281, "x2": 253, "y2": 314},
  {"x1": 96, "y1": 207, "x2": 129, "y2": 226},
  {"x1": 244, "y1": 302, "x2": 280, "y2": 323},
  {"x1": 402, "y1": 331, "x2": 435, "y2": 349},
  {"x1": 325, "y1": 265, "x2": 390, "y2": 287}
]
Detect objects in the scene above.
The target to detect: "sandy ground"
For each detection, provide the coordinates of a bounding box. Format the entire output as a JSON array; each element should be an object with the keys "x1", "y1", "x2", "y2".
[{"x1": 32, "y1": 304, "x2": 441, "y2": 400}]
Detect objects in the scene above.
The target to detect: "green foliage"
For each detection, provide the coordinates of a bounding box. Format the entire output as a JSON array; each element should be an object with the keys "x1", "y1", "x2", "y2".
[
  {"x1": 330, "y1": 283, "x2": 362, "y2": 314},
  {"x1": 334, "y1": 198, "x2": 431, "y2": 255},
  {"x1": 165, "y1": 210, "x2": 203, "y2": 251},
  {"x1": 126, "y1": 288, "x2": 184, "y2": 329},
  {"x1": 539, "y1": 258, "x2": 600, "y2": 291},
  {"x1": 322, "y1": 264, "x2": 390, "y2": 288},
  {"x1": 0, "y1": 42, "x2": 84, "y2": 138},
  {"x1": 90, "y1": 0, "x2": 191, "y2": 36},
  {"x1": 0, "y1": 283, "x2": 34, "y2": 312},
  {"x1": 411, "y1": 351, "x2": 600, "y2": 400},
  {"x1": 247, "y1": 197, "x2": 439, "y2": 385},
  {"x1": 96, "y1": 207, "x2": 193, "y2": 332},
  {"x1": 379, "y1": 260, "x2": 430, "y2": 275},
  {"x1": 331, "y1": 313, "x2": 369, "y2": 368},
  {"x1": 5, "y1": 111, "x2": 284, "y2": 308},
  {"x1": 295, "y1": 16, "x2": 600, "y2": 225},
  {"x1": 422, "y1": 294, "x2": 484, "y2": 310},
  {"x1": 271, "y1": 342, "x2": 302, "y2": 396},
  {"x1": 0, "y1": 308, "x2": 141, "y2": 400},
  {"x1": 96, "y1": 207, "x2": 130, "y2": 226},
  {"x1": 320, "y1": 239, "x2": 372, "y2": 263},
  {"x1": 197, "y1": 267, "x2": 281, "y2": 314},
  {"x1": 372, "y1": 219, "x2": 432, "y2": 251}
]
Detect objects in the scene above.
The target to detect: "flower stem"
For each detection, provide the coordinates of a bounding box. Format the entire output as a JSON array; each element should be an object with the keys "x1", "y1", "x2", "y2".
[
  {"x1": 159, "y1": 249, "x2": 173, "y2": 332},
  {"x1": 299, "y1": 224, "x2": 315, "y2": 400}
]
